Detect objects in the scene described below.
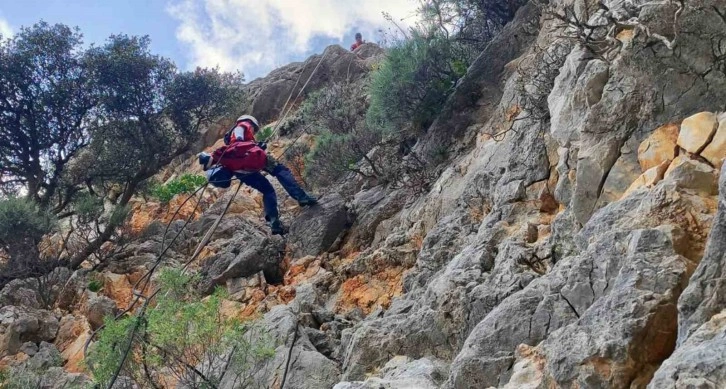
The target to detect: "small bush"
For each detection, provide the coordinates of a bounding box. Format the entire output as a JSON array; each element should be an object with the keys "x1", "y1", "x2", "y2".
[
  {"x1": 87, "y1": 278, "x2": 103, "y2": 293},
  {"x1": 0, "y1": 198, "x2": 58, "y2": 286},
  {"x1": 301, "y1": 83, "x2": 387, "y2": 188},
  {"x1": 149, "y1": 174, "x2": 207, "y2": 203},
  {"x1": 256, "y1": 125, "x2": 275, "y2": 142},
  {"x1": 87, "y1": 268, "x2": 276, "y2": 388},
  {"x1": 367, "y1": 30, "x2": 467, "y2": 133},
  {"x1": 0, "y1": 197, "x2": 55, "y2": 247},
  {"x1": 72, "y1": 193, "x2": 105, "y2": 224}
]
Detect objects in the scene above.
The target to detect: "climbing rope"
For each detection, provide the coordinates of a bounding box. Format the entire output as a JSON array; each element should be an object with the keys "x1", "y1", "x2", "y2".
[
  {"x1": 87, "y1": 46, "x2": 334, "y2": 388},
  {"x1": 84, "y1": 178, "x2": 243, "y2": 388},
  {"x1": 269, "y1": 48, "x2": 330, "y2": 140}
]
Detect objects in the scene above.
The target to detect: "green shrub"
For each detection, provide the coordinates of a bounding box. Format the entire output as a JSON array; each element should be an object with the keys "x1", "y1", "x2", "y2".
[
  {"x1": 149, "y1": 174, "x2": 207, "y2": 203},
  {"x1": 256, "y1": 125, "x2": 275, "y2": 142},
  {"x1": 87, "y1": 268, "x2": 275, "y2": 388},
  {"x1": 0, "y1": 197, "x2": 55, "y2": 245},
  {"x1": 72, "y1": 193, "x2": 105, "y2": 224},
  {"x1": 300, "y1": 83, "x2": 387, "y2": 188},
  {"x1": 87, "y1": 278, "x2": 103, "y2": 293},
  {"x1": 0, "y1": 197, "x2": 56, "y2": 280},
  {"x1": 367, "y1": 30, "x2": 467, "y2": 132}
]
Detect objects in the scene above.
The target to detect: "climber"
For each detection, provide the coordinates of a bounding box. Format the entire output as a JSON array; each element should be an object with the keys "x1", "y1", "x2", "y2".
[
  {"x1": 350, "y1": 32, "x2": 365, "y2": 51},
  {"x1": 198, "y1": 115, "x2": 317, "y2": 235}
]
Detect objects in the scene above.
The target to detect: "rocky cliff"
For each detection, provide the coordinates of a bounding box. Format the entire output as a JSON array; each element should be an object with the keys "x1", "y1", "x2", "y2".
[{"x1": 2, "y1": 0, "x2": 726, "y2": 387}]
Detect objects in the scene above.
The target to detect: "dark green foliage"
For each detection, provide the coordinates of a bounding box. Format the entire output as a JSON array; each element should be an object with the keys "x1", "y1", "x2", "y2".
[
  {"x1": 0, "y1": 198, "x2": 57, "y2": 284},
  {"x1": 367, "y1": 30, "x2": 466, "y2": 133},
  {"x1": 87, "y1": 269, "x2": 275, "y2": 388},
  {"x1": 0, "y1": 22, "x2": 94, "y2": 206},
  {"x1": 71, "y1": 193, "x2": 105, "y2": 224},
  {"x1": 257, "y1": 126, "x2": 275, "y2": 142},
  {"x1": 0, "y1": 197, "x2": 55, "y2": 251},
  {"x1": 83, "y1": 36, "x2": 245, "y2": 194},
  {"x1": 149, "y1": 174, "x2": 207, "y2": 203},
  {"x1": 0, "y1": 22, "x2": 245, "y2": 271},
  {"x1": 87, "y1": 278, "x2": 103, "y2": 293},
  {"x1": 301, "y1": 83, "x2": 385, "y2": 188}
]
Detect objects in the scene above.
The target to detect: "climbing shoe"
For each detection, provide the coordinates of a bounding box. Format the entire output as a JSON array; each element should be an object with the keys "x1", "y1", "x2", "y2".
[
  {"x1": 198, "y1": 152, "x2": 212, "y2": 170},
  {"x1": 270, "y1": 219, "x2": 287, "y2": 235},
  {"x1": 298, "y1": 196, "x2": 318, "y2": 207}
]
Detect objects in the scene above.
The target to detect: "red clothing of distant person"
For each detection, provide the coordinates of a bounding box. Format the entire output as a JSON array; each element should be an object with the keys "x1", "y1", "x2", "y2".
[{"x1": 351, "y1": 33, "x2": 364, "y2": 51}]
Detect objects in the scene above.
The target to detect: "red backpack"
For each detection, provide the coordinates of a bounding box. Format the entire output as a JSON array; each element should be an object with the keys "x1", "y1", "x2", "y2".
[{"x1": 212, "y1": 141, "x2": 267, "y2": 172}]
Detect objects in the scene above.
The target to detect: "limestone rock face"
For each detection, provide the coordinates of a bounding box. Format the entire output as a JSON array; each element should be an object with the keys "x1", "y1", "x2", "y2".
[
  {"x1": 676, "y1": 166, "x2": 726, "y2": 343},
  {"x1": 649, "y1": 310, "x2": 726, "y2": 388},
  {"x1": 9, "y1": 0, "x2": 726, "y2": 386},
  {"x1": 288, "y1": 193, "x2": 351, "y2": 257},
  {"x1": 334, "y1": 356, "x2": 449, "y2": 389},
  {"x1": 218, "y1": 306, "x2": 341, "y2": 389},
  {"x1": 677, "y1": 112, "x2": 719, "y2": 154},
  {"x1": 0, "y1": 306, "x2": 59, "y2": 358}
]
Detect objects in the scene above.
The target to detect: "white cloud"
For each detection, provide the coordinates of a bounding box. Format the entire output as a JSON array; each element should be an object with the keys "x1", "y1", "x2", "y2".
[
  {"x1": 0, "y1": 17, "x2": 12, "y2": 38},
  {"x1": 167, "y1": 0, "x2": 419, "y2": 79}
]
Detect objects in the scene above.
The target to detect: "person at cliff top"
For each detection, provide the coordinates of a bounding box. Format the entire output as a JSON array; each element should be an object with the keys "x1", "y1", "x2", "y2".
[
  {"x1": 350, "y1": 32, "x2": 365, "y2": 51},
  {"x1": 198, "y1": 115, "x2": 317, "y2": 235}
]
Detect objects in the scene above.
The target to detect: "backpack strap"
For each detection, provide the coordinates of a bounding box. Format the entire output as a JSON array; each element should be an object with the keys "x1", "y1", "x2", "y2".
[{"x1": 223, "y1": 124, "x2": 236, "y2": 145}]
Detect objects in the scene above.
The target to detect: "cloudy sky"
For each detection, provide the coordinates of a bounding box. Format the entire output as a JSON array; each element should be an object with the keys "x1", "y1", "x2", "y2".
[{"x1": 0, "y1": 0, "x2": 419, "y2": 80}]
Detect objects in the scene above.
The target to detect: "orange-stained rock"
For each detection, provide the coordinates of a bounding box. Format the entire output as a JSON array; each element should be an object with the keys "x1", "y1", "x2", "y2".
[
  {"x1": 701, "y1": 117, "x2": 726, "y2": 169},
  {"x1": 616, "y1": 29, "x2": 635, "y2": 43},
  {"x1": 278, "y1": 285, "x2": 297, "y2": 304},
  {"x1": 663, "y1": 156, "x2": 719, "y2": 196},
  {"x1": 227, "y1": 192, "x2": 262, "y2": 216},
  {"x1": 622, "y1": 160, "x2": 670, "y2": 198},
  {"x1": 54, "y1": 315, "x2": 91, "y2": 373},
  {"x1": 284, "y1": 255, "x2": 323, "y2": 285},
  {"x1": 220, "y1": 299, "x2": 244, "y2": 320},
  {"x1": 677, "y1": 112, "x2": 719, "y2": 154},
  {"x1": 637, "y1": 123, "x2": 679, "y2": 171},
  {"x1": 336, "y1": 267, "x2": 405, "y2": 315},
  {"x1": 102, "y1": 273, "x2": 133, "y2": 310},
  {"x1": 501, "y1": 344, "x2": 546, "y2": 389}
]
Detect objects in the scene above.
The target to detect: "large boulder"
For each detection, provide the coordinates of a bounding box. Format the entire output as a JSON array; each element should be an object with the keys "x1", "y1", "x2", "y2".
[
  {"x1": 199, "y1": 216, "x2": 286, "y2": 293},
  {"x1": 84, "y1": 293, "x2": 119, "y2": 330},
  {"x1": 288, "y1": 193, "x2": 351, "y2": 258},
  {"x1": 677, "y1": 166, "x2": 726, "y2": 343},
  {"x1": 334, "y1": 356, "x2": 449, "y2": 389},
  {"x1": 216, "y1": 306, "x2": 340, "y2": 389},
  {"x1": 677, "y1": 112, "x2": 719, "y2": 154},
  {"x1": 701, "y1": 115, "x2": 726, "y2": 168},
  {"x1": 637, "y1": 123, "x2": 679, "y2": 171},
  {"x1": 0, "y1": 306, "x2": 59, "y2": 357},
  {"x1": 662, "y1": 156, "x2": 719, "y2": 196},
  {"x1": 649, "y1": 310, "x2": 726, "y2": 388}
]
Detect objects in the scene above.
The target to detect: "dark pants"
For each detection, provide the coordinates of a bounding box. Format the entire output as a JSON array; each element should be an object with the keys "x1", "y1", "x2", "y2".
[
  {"x1": 264, "y1": 155, "x2": 310, "y2": 202},
  {"x1": 234, "y1": 171, "x2": 279, "y2": 222}
]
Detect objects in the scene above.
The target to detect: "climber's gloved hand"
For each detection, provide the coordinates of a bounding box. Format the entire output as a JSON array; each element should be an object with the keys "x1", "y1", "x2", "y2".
[
  {"x1": 198, "y1": 152, "x2": 212, "y2": 171},
  {"x1": 257, "y1": 142, "x2": 268, "y2": 151}
]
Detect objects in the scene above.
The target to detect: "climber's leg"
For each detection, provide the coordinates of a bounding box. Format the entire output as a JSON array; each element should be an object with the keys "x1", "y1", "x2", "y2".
[
  {"x1": 236, "y1": 172, "x2": 285, "y2": 234},
  {"x1": 265, "y1": 155, "x2": 318, "y2": 206}
]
